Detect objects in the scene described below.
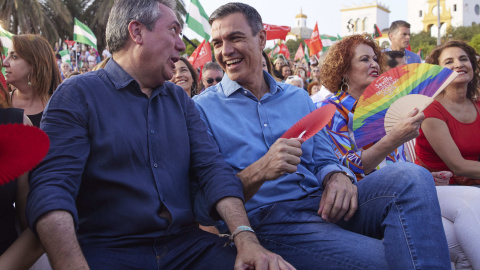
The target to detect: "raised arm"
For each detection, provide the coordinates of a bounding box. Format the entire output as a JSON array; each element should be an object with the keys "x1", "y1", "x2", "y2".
[
  {"x1": 421, "y1": 117, "x2": 480, "y2": 179},
  {"x1": 236, "y1": 138, "x2": 303, "y2": 201}
]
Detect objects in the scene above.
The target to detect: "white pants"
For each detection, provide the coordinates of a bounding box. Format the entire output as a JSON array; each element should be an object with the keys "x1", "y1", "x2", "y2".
[{"x1": 437, "y1": 186, "x2": 480, "y2": 270}]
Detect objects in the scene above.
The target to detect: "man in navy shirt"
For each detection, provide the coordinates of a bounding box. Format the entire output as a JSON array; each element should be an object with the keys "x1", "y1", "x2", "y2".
[
  {"x1": 26, "y1": 0, "x2": 293, "y2": 269},
  {"x1": 194, "y1": 3, "x2": 450, "y2": 269}
]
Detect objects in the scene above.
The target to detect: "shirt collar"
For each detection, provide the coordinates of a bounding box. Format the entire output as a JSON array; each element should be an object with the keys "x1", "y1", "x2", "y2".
[
  {"x1": 103, "y1": 59, "x2": 168, "y2": 96},
  {"x1": 219, "y1": 70, "x2": 283, "y2": 98}
]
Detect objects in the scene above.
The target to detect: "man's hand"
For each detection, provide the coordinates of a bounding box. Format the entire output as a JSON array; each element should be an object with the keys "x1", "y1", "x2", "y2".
[
  {"x1": 387, "y1": 108, "x2": 425, "y2": 147},
  {"x1": 257, "y1": 138, "x2": 304, "y2": 181},
  {"x1": 237, "y1": 138, "x2": 303, "y2": 201},
  {"x1": 234, "y1": 232, "x2": 295, "y2": 270},
  {"x1": 318, "y1": 173, "x2": 358, "y2": 223}
]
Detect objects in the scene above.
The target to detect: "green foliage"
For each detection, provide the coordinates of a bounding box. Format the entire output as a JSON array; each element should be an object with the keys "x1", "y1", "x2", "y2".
[
  {"x1": 181, "y1": 38, "x2": 200, "y2": 56},
  {"x1": 448, "y1": 23, "x2": 480, "y2": 41},
  {"x1": 286, "y1": 39, "x2": 304, "y2": 60},
  {"x1": 469, "y1": 33, "x2": 480, "y2": 53},
  {"x1": 410, "y1": 31, "x2": 437, "y2": 56}
]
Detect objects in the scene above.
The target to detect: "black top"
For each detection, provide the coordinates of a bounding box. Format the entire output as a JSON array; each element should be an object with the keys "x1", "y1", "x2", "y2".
[
  {"x1": 0, "y1": 108, "x2": 24, "y2": 254},
  {"x1": 10, "y1": 89, "x2": 44, "y2": 127}
]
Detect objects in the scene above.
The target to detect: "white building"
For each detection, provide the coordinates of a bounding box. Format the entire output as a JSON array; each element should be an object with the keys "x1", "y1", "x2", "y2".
[
  {"x1": 340, "y1": 1, "x2": 390, "y2": 37},
  {"x1": 286, "y1": 9, "x2": 313, "y2": 41},
  {"x1": 407, "y1": 0, "x2": 480, "y2": 37}
]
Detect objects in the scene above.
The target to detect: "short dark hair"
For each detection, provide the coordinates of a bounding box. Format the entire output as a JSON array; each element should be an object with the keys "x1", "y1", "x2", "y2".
[
  {"x1": 385, "y1": 50, "x2": 405, "y2": 69},
  {"x1": 209, "y1": 2, "x2": 263, "y2": 36},
  {"x1": 388, "y1": 20, "x2": 411, "y2": 35}
]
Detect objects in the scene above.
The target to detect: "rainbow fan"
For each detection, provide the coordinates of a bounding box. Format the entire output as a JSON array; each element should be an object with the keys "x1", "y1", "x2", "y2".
[
  {"x1": 281, "y1": 104, "x2": 336, "y2": 141},
  {"x1": 353, "y1": 63, "x2": 458, "y2": 149}
]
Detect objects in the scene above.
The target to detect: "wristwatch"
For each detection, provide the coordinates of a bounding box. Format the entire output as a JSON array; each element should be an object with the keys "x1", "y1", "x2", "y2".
[{"x1": 328, "y1": 170, "x2": 355, "y2": 184}]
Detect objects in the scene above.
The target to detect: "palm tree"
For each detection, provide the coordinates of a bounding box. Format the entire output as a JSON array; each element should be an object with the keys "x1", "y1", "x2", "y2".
[
  {"x1": 0, "y1": 0, "x2": 187, "y2": 52},
  {"x1": 0, "y1": 0, "x2": 72, "y2": 44},
  {"x1": 82, "y1": 0, "x2": 187, "y2": 53}
]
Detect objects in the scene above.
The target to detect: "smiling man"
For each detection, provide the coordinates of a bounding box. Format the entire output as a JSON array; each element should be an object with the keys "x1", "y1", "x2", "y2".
[
  {"x1": 26, "y1": 0, "x2": 293, "y2": 269},
  {"x1": 193, "y1": 3, "x2": 450, "y2": 269},
  {"x1": 201, "y1": 62, "x2": 224, "y2": 90},
  {"x1": 385, "y1": 20, "x2": 422, "y2": 64}
]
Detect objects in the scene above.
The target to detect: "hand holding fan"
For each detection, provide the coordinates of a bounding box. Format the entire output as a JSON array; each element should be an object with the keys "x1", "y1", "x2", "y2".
[
  {"x1": 281, "y1": 104, "x2": 336, "y2": 141},
  {"x1": 353, "y1": 63, "x2": 458, "y2": 149},
  {"x1": 0, "y1": 124, "x2": 50, "y2": 185}
]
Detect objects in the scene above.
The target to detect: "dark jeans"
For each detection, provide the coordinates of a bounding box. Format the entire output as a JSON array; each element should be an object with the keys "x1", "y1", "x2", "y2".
[{"x1": 82, "y1": 226, "x2": 237, "y2": 270}]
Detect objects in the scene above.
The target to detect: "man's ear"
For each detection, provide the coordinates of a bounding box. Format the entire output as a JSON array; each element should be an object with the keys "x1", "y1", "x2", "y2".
[
  {"x1": 258, "y1": 29, "x2": 267, "y2": 50},
  {"x1": 128, "y1": 21, "x2": 144, "y2": 45}
]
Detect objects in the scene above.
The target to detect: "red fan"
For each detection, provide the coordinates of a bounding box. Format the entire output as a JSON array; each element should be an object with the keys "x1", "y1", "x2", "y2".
[
  {"x1": 281, "y1": 104, "x2": 336, "y2": 141},
  {"x1": 0, "y1": 124, "x2": 50, "y2": 185}
]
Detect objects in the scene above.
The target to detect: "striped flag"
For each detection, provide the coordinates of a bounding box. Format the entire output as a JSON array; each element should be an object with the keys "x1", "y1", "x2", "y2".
[
  {"x1": 59, "y1": 50, "x2": 71, "y2": 64},
  {"x1": 304, "y1": 43, "x2": 309, "y2": 64},
  {"x1": 373, "y1": 24, "x2": 382, "y2": 38},
  {"x1": 0, "y1": 27, "x2": 13, "y2": 56},
  {"x1": 186, "y1": 0, "x2": 211, "y2": 41},
  {"x1": 74, "y1": 18, "x2": 97, "y2": 49},
  {"x1": 321, "y1": 35, "x2": 339, "y2": 52}
]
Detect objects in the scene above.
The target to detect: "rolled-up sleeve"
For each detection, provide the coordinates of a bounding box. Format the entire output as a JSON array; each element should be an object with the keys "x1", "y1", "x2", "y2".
[
  {"x1": 27, "y1": 80, "x2": 90, "y2": 234},
  {"x1": 187, "y1": 97, "x2": 244, "y2": 224}
]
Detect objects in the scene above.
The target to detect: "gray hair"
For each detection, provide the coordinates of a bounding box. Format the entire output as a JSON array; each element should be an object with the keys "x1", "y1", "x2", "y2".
[
  {"x1": 202, "y1": 62, "x2": 223, "y2": 73},
  {"x1": 285, "y1": 75, "x2": 304, "y2": 88},
  {"x1": 209, "y1": 2, "x2": 263, "y2": 36},
  {"x1": 106, "y1": 0, "x2": 176, "y2": 53},
  {"x1": 388, "y1": 20, "x2": 411, "y2": 35}
]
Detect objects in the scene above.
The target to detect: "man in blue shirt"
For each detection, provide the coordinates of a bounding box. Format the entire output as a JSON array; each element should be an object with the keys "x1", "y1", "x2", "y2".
[
  {"x1": 26, "y1": 0, "x2": 293, "y2": 269},
  {"x1": 385, "y1": 20, "x2": 422, "y2": 64},
  {"x1": 194, "y1": 3, "x2": 450, "y2": 269}
]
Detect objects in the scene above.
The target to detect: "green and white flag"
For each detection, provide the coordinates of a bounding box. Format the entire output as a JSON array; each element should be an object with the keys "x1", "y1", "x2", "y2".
[
  {"x1": 186, "y1": 0, "x2": 211, "y2": 41},
  {"x1": 0, "y1": 27, "x2": 14, "y2": 56},
  {"x1": 74, "y1": 18, "x2": 97, "y2": 49},
  {"x1": 304, "y1": 43, "x2": 309, "y2": 63},
  {"x1": 321, "y1": 35, "x2": 339, "y2": 52},
  {"x1": 59, "y1": 50, "x2": 71, "y2": 64}
]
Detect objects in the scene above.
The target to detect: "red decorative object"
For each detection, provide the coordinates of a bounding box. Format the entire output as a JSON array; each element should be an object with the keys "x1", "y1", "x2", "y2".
[
  {"x1": 281, "y1": 104, "x2": 336, "y2": 141},
  {"x1": 0, "y1": 124, "x2": 50, "y2": 185}
]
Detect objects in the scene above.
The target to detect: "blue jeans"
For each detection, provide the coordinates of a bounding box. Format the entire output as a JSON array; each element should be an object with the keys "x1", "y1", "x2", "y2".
[
  {"x1": 249, "y1": 162, "x2": 450, "y2": 269},
  {"x1": 81, "y1": 226, "x2": 236, "y2": 269}
]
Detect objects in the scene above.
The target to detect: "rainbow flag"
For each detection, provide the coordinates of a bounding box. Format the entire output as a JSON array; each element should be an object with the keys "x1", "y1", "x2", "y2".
[{"x1": 353, "y1": 63, "x2": 457, "y2": 148}]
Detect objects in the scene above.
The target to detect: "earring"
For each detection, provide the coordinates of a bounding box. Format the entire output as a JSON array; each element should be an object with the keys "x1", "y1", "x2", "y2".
[
  {"x1": 341, "y1": 77, "x2": 349, "y2": 92},
  {"x1": 27, "y1": 74, "x2": 31, "y2": 85}
]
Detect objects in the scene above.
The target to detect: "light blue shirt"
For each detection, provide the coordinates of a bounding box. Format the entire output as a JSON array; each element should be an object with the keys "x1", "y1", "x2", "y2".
[
  {"x1": 385, "y1": 46, "x2": 422, "y2": 64},
  {"x1": 193, "y1": 71, "x2": 353, "y2": 228}
]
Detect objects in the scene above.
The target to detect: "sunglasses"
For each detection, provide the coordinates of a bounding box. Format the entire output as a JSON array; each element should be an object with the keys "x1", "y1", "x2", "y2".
[
  {"x1": 206, "y1": 77, "x2": 222, "y2": 84},
  {"x1": 81, "y1": 69, "x2": 88, "y2": 72}
]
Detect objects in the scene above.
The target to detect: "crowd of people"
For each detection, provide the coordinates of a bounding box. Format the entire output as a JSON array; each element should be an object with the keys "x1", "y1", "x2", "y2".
[{"x1": 1, "y1": 0, "x2": 479, "y2": 269}]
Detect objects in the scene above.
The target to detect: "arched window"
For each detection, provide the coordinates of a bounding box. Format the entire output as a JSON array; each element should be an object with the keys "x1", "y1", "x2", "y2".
[
  {"x1": 355, "y1": 18, "x2": 361, "y2": 32},
  {"x1": 363, "y1": 17, "x2": 368, "y2": 31}
]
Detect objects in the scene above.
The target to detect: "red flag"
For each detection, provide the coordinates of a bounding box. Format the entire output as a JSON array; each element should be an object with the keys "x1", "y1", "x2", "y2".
[
  {"x1": 278, "y1": 43, "x2": 290, "y2": 59},
  {"x1": 406, "y1": 44, "x2": 412, "y2": 51},
  {"x1": 263, "y1": 23, "x2": 291, "y2": 41},
  {"x1": 309, "y1": 22, "x2": 323, "y2": 56},
  {"x1": 188, "y1": 40, "x2": 212, "y2": 69},
  {"x1": 64, "y1": 39, "x2": 76, "y2": 48},
  {"x1": 294, "y1": 43, "x2": 304, "y2": 61},
  {"x1": 373, "y1": 24, "x2": 382, "y2": 38}
]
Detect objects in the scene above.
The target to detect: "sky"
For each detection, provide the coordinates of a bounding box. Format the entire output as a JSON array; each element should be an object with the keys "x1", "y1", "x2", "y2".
[{"x1": 182, "y1": 0, "x2": 408, "y2": 48}]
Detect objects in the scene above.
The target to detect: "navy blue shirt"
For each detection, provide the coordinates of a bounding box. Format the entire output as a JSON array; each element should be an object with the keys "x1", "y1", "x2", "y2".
[{"x1": 26, "y1": 60, "x2": 243, "y2": 246}]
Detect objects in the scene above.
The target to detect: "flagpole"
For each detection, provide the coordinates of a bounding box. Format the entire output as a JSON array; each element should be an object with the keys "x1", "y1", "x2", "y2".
[{"x1": 183, "y1": 35, "x2": 197, "y2": 49}]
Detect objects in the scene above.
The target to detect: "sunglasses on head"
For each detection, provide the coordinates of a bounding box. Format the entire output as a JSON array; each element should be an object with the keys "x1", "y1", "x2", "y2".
[{"x1": 206, "y1": 77, "x2": 222, "y2": 84}]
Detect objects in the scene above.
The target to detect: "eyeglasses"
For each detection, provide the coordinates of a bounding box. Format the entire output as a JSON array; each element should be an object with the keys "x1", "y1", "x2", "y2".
[
  {"x1": 206, "y1": 77, "x2": 222, "y2": 84},
  {"x1": 81, "y1": 69, "x2": 88, "y2": 72}
]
